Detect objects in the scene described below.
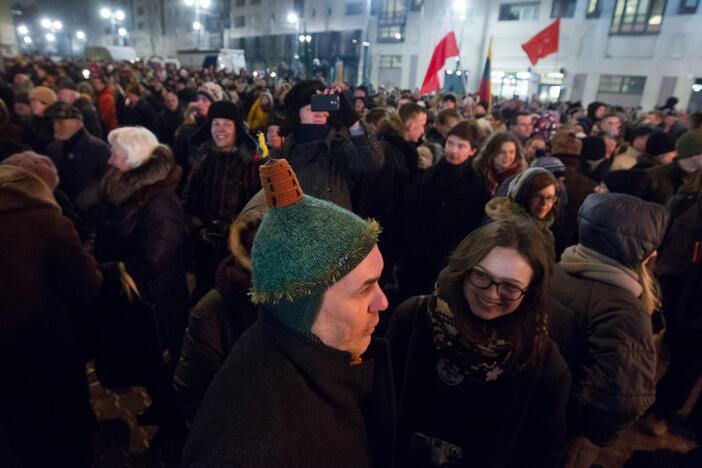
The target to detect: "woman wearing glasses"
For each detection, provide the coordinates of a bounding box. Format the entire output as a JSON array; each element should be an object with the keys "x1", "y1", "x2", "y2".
[
  {"x1": 485, "y1": 167, "x2": 561, "y2": 244},
  {"x1": 386, "y1": 218, "x2": 570, "y2": 468}
]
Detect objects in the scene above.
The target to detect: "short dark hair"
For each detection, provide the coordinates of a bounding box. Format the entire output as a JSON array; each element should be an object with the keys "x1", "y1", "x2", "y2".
[
  {"x1": 442, "y1": 93, "x2": 457, "y2": 103},
  {"x1": 447, "y1": 120, "x2": 483, "y2": 150},
  {"x1": 399, "y1": 103, "x2": 426, "y2": 124},
  {"x1": 510, "y1": 112, "x2": 532, "y2": 127},
  {"x1": 689, "y1": 112, "x2": 702, "y2": 130},
  {"x1": 365, "y1": 108, "x2": 389, "y2": 126},
  {"x1": 436, "y1": 108, "x2": 462, "y2": 126}
]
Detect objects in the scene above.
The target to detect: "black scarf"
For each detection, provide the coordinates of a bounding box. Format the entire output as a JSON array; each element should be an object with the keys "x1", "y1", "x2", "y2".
[{"x1": 294, "y1": 124, "x2": 329, "y2": 144}]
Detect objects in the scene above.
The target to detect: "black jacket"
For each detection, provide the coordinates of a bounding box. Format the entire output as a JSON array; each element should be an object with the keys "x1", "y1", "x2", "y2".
[
  {"x1": 359, "y1": 126, "x2": 418, "y2": 262},
  {"x1": 387, "y1": 296, "x2": 570, "y2": 468},
  {"x1": 25, "y1": 115, "x2": 54, "y2": 154},
  {"x1": 553, "y1": 153, "x2": 596, "y2": 248},
  {"x1": 46, "y1": 127, "x2": 111, "y2": 204},
  {"x1": 173, "y1": 256, "x2": 258, "y2": 423},
  {"x1": 550, "y1": 266, "x2": 656, "y2": 446},
  {"x1": 158, "y1": 107, "x2": 184, "y2": 146},
  {"x1": 74, "y1": 96, "x2": 103, "y2": 139},
  {"x1": 95, "y1": 151, "x2": 189, "y2": 356},
  {"x1": 400, "y1": 158, "x2": 489, "y2": 298},
  {"x1": 181, "y1": 312, "x2": 396, "y2": 468},
  {"x1": 121, "y1": 99, "x2": 158, "y2": 135},
  {"x1": 284, "y1": 123, "x2": 385, "y2": 211}
]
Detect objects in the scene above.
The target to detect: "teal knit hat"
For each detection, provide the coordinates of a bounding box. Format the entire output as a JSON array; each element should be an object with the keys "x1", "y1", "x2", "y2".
[{"x1": 250, "y1": 159, "x2": 380, "y2": 334}]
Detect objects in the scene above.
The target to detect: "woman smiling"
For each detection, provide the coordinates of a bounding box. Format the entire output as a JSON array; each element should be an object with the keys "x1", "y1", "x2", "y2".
[{"x1": 387, "y1": 218, "x2": 570, "y2": 468}]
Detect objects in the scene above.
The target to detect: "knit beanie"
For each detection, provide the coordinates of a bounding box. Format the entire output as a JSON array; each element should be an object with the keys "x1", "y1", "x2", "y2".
[
  {"x1": 197, "y1": 82, "x2": 225, "y2": 103},
  {"x1": 675, "y1": 129, "x2": 702, "y2": 160},
  {"x1": 580, "y1": 136, "x2": 607, "y2": 161},
  {"x1": 28, "y1": 86, "x2": 58, "y2": 106},
  {"x1": 507, "y1": 167, "x2": 551, "y2": 200},
  {"x1": 250, "y1": 159, "x2": 381, "y2": 334},
  {"x1": 551, "y1": 130, "x2": 582, "y2": 156},
  {"x1": 2, "y1": 151, "x2": 59, "y2": 190},
  {"x1": 530, "y1": 155, "x2": 566, "y2": 178},
  {"x1": 645, "y1": 132, "x2": 676, "y2": 156}
]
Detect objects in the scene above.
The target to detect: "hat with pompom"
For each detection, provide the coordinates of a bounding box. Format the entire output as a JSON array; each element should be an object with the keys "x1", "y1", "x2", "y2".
[{"x1": 250, "y1": 158, "x2": 380, "y2": 334}]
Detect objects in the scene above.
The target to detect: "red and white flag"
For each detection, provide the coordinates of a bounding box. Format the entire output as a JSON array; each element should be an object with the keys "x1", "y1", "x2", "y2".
[{"x1": 420, "y1": 16, "x2": 460, "y2": 95}]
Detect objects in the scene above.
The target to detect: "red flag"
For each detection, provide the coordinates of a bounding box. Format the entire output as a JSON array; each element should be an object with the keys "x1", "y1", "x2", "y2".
[
  {"x1": 420, "y1": 20, "x2": 459, "y2": 95},
  {"x1": 521, "y1": 17, "x2": 560, "y2": 66}
]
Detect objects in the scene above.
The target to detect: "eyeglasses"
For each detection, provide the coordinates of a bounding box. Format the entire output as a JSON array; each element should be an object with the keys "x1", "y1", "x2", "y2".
[
  {"x1": 466, "y1": 268, "x2": 528, "y2": 301},
  {"x1": 531, "y1": 194, "x2": 557, "y2": 204}
]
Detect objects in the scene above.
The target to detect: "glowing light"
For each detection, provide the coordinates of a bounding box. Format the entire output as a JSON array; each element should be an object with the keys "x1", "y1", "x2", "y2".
[
  {"x1": 516, "y1": 71, "x2": 532, "y2": 80},
  {"x1": 298, "y1": 34, "x2": 305, "y2": 42},
  {"x1": 45, "y1": 33, "x2": 55, "y2": 42},
  {"x1": 199, "y1": 0, "x2": 211, "y2": 8},
  {"x1": 253, "y1": 71, "x2": 258, "y2": 77},
  {"x1": 82, "y1": 69, "x2": 90, "y2": 79},
  {"x1": 270, "y1": 71, "x2": 277, "y2": 78},
  {"x1": 305, "y1": 35, "x2": 311, "y2": 42},
  {"x1": 491, "y1": 71, "x2": 505, "y2": 79},
  {"x1": 52, "y1": 20, "x2": 63, "y2": 30},
  {"x1": 693, "y1": 84, "x2": 702, "y2": 93},
  {"x1": 193, "y1": 21, "x2": 202, "y2": 30},
  {"x1": 362, "y1": 41, "x2": 370, "y2": 47},
  {"x1": 446, "y1": 69, "x2": 453, "y2": 75},
  {"x1": 395, "y1": 33, "x2": 402, "y2": 40},
  {"x1": 41, "y1": 18, "x2": 52, "y2": 28},
  {"x1": 115, "y1": 10, "x2": 126, "y2": 21},
  {"x1": 287, "y1": 12, "x2": 298, "y2": 24},
  {"x1": 118, "y1": 27, "x2": 127, "y2": 36},
  {"x1": 17, "y1": 25, "x2": 29, "y2": 35},
  {"x1": 76, "y1": 30, "x2": 86, "y2": 40},
  {"x1": 23, "y1": 36, "x2": 32, "y2": 44},
  {"x1": 456, "y1": 70, "x2": 462, "y2": 76},
  {"x1": 184, "y1": 0, "x2": 194, "y2": 5},
  {"x1": 100, "y1": 8, "x2": 111, "y2": 19},
  {"x1": 649, "y1": 15, "x2": 662, "y2": 25},
  {"x1": 453, "y1": 0, "x2": 466, "y2": 16}
]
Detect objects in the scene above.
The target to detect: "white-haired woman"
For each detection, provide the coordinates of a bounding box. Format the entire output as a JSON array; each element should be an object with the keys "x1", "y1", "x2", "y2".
[{"x1": 95, "y1": 126, "x2": 188, "y2": 433}]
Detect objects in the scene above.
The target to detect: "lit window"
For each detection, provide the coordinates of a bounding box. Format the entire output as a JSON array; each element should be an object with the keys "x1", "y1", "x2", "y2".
[
  {"x1": 610, "y1": 0, "x2": 667, "y2": 35},
  {"x1": 598, "y1": 75, "x2": 647, "y2": 94},
  {"x1": 499, "y1": 2, "x2": 540, "y2": 21}
]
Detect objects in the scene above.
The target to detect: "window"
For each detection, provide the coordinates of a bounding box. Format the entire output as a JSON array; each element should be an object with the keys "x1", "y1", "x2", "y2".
[
  {"x1": 137, "y1": 6, "x2": 144, "y2": 15},
  {"x1": 678, "y1": 0, "x2": 699, "y2": 14},
  {"x1": 234, "y1": 15, "x2": 245, "y2": 27},
  {"x1": 328, "y1": 6, "x2": 332, "y2": 15},
  {"x1": 346, "y1": 2, "x2": 363, "y2": 15},
  {"x1": 498, "y1": 2, "x2": 540, "y2": 21},
  {"x1": 586, "y1": 0, "x2": 602, "y2": 18},
  {"x1": 379, "y1": 55, "x2": 402, "y2": 68},
  {"x1": 551, "y1": 0, "x2": 576, "y2": 17},
  {"x1": 409, "y1": 0, "x2": 424, "y2": 10},
  {"x1": 598, "y1": 75, "x2": 647, "y2": 94},
  {"x1": 138, "y1": 21, "x2": 144, "y2": 30},
  {"x1": 251, "y1": 0, "x2": 261, "y2": 4},
  {"x1": 378, "y1": 0, "x2": 407, "y2": 42},
  {"x1": 610, "y1": 0, "x2": 667, "y2": 35},
  {"x1": 235, "y1": 0, "x2": 244, "y2": 6},
  {"x1": 311, "y1": 8, "x2": 316, "y2": 17}
]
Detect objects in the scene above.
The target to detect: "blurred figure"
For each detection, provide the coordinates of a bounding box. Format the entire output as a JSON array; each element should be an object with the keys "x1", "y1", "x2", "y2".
[{"x1": 56, "y1": 78, "x2": 103, "y2": 138}]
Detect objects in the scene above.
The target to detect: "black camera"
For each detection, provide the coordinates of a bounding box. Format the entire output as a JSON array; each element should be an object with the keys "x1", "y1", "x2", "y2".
[
  {"x1": 411, "y1": 432, "x2": 463, "y2": 466},
  {"x1": 310, "y1": 94, "x2": 340, "y2": 112}
]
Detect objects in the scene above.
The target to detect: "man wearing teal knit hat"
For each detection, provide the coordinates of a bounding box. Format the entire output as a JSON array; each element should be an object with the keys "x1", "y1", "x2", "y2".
[{"x1": 182, "y1": 159, "x2": 395, "y2": 468}]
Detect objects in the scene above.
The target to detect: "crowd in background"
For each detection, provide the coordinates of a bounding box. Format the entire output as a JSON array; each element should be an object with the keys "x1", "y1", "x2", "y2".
[{"x1": 1, "y1": 54, "x2": 702, "y2": 468}]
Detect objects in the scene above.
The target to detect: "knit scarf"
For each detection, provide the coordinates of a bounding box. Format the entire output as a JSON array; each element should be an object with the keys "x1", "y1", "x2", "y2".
[
  {"x1": 560, "y1": 244, "x2": 643, "y2": 297},
  {"x1": 429, "y1": 295, "x2": 517, "y2": 386}
]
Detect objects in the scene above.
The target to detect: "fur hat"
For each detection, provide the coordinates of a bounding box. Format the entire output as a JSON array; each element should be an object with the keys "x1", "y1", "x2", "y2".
[
  {"x1": 282, "y1": 80, "x2": 325, "y2": 135},
  {"x1": 250, "y1": 159, "x2": 380, "y2": 335},
  {"x1": 551, "y1": 130, "x2": 582, "y2": 156},
  {"x1": 580, "y1": 136, "x2": 607, "y2": 161},
  {"x1": 197, "y1": 82, "x2": 225, "y2": 103},
  {"x1": 28, "y1": 86, "x2": 58, "y2": 106},
  {"x1": 645, "y1": 132, "x2": 676, "y2": 157},
  {"x1": 107, "y1": 127, "x2": 160, "y2": 169},
  {"x1": 2, "y1": 151, "x2": 59, "y2": 190},
  {"x1": 675, "y1": 129, "x2": 702, "y2": 160},
  {"x1": 190, "y1": 101, "x2": 248, "y2": 147}
]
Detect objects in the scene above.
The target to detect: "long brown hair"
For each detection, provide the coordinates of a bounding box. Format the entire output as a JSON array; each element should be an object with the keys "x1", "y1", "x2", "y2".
[
  {"x1": 436, "y1": 217, "x2": 554, "y2": 368},
  {"x1": 472, "y1": 132, "x2": 527, "y2": 192},
  {"x1": 512, "y1": 170, "x2": 561, "y2": 220}
]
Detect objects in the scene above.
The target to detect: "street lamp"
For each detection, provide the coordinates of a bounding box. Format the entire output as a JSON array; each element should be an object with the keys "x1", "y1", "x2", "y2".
[
  {"x1": 46, "y1": 33, "x2": 56, "y2": 42},
  {"x1": 40, "y1": 18, "x2": 52, "y2": 28},
  {"x1": 99, "y1": 8, "x2": 127, "y2": 45},
  {"x1": 118, "y1": 27, "x2": 127, "y2": 37},
  {"x1": 17, "y1": 25, "x2": 29, "y2": 35},
  {"x1": 287, "y1": 12, "x2": 298, "y2": 24},
  {"x1": 52, "y1": 20, "x2": 63, "y2": 31},
  {"x1": 193, "y1": 21, "x2": 202, "y2": 31},
  {"x1": 76, "y1": 30, "x2": 86, "y2": 40},
  {"x1": 23, "y1": 36, "x2": 32, "y2": 44},
  {"x1": 114, "y1": 10, "x2": 125, "y2": 21},
  {"x1": 184, "y1": 0, "x2": 210, "y2": 49}
]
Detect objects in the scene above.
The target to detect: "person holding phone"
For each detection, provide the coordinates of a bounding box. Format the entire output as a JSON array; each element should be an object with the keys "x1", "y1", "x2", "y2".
[{"x1": 280, "y1": 80, "x2": 385, "y2": 212}]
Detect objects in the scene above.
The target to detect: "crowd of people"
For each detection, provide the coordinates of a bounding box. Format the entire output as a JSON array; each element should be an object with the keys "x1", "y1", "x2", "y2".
[{"x1": 1, "y1": 54, "x2": 702, "y2": 468}]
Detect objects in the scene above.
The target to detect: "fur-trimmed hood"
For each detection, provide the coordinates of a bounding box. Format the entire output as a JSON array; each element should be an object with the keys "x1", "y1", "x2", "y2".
[
  {"x1": 102, "y1": 146, "x2": 179, "y2": 205},
  {"x1": 228, "y1": 190, "x2": 267, "y2": 271},
  {"x1": 485, "y1": 196, "x2": 554, "y2": 229}
]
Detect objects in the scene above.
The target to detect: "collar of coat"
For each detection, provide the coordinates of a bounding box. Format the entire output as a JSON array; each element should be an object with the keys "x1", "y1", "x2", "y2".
[
  {"x1": 102, "y1": 148, "x2": 179, "y2": 205},
  {"x1": 0, "y1": 165, "x2": 59, "y2": 212}
]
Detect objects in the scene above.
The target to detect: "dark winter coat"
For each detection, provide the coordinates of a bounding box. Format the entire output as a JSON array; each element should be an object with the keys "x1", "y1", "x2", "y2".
[
  {"x1": 46, "y1": 127, "x2": 111, "y2": 204},
  {"x1": 95, "y1": 150, "x2": 189, "y2": 356},
  {"x1": 0, "y1": 166, "x2": 102, "y2": 468},
  {"x1": 25, "y1": 114, "x2": 54, "y2": 154},
  {"x1": 550, "y1": 266, "x2": 656, "y2": 446},
  {"x1": 359, "y1": 126, "x2": 418, "y2": 262},
  {"x1": 158, "y1": 107, "x2": 184, "y2": 146},
  {"x1": 284, "y1": 122, "x2": 385, "y2": 211},
  {"x1": 553, "y1": 153, "x2": 597, "y2": 247},
  {"x1": 632, "y1": 153, "x2": 662, "y2": 171},
  {"x1": 182, "y1": 141, "x2": 261, "y2": 236},
  {"x1": 121, "y1": 99, "x2": 158, "y2": 135},
  {"x1": 74, "y1": 96, "x2": 103, "y2": 139},
  {"x1": 387, "y1": 296, "x2": 570, "y2": 468},
  {"x1": 399, "y1": 158, "x2": 490, "y2": 298},
  {"x1": 641, "y1": 160, "x2": 689, "y2": 205},
  {"x1": 174, "y1": 255, "x2": 258, "y2": 423},
  {"x1": 181, "y1": 311, "x2": 396, "y2": 468},
  {"x1": 172, "y1": 116, "x2": 207, "y2": 188}
]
